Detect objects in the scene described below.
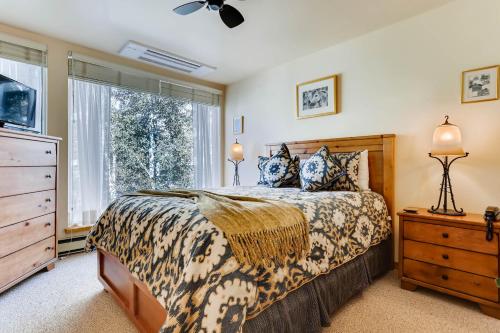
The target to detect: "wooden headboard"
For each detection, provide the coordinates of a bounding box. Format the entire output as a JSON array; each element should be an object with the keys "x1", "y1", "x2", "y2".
[{"x1": 266, "y1": 134, "x2": 396, "y2": 223}]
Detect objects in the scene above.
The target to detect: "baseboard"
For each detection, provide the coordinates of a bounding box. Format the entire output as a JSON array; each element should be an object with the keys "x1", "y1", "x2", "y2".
[{"x1": 58, "y1": 235, "x2": 87, "y2": 256}]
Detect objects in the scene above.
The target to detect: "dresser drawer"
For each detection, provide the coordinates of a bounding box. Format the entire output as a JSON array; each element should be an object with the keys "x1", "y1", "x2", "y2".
[
  {"x1": 0, "y1": 137, "x2": 56, "y2": 167},
  {"x1": 404, "y1": 240, "x2": 498, "y2": 278},
  {"x1": 0, "y1": 236, "x2": 55, "y2": 288},
  {"x1": 0, "y1": 190, "x2": 55, "y2": 228},
  {"x1": 404, "y1": 221, "x2": 498, "y2": 255},
  {"x1": 0, "y1": 167, "x2": 56, "y2": 197},
  {"x1": 403, "y1": 258, "x2": 498, "y2": 302},
  {"x1": 0, "y1": 214, "x2": 55, "y2": 258}
]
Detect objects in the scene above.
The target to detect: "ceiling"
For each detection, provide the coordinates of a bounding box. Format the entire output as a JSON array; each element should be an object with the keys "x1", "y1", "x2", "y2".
[{"x1": 0, "y1": 0, "x2": 452, "y2": 84}]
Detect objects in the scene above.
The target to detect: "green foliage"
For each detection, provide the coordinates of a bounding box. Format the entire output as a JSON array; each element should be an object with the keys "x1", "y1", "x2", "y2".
[{"x1": 109, "y1": 88, "x2": 193, "y2": 198}]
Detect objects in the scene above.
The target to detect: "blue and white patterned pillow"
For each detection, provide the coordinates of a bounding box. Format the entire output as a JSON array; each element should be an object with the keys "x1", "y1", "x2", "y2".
[
  {"x1": 257, "y1": 144, "x2": 300, "y2": 187},
  {"x1": 257, "y1": 156, "x2": 269, "y2": 185},
  {"x1": 328, "y1": 151, "x2": 361, "y2": 191},
  {"x1": 300, "y1": 145, "x2": 343, "y2": 192}
]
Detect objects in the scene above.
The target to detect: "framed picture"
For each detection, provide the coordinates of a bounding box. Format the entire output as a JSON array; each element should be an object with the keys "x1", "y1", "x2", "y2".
[
  {"x1": 233, "y1": 116, "x2": 244, "y2": 135},
  {"x1": 296, "y1": 75, "x2": 338, "y2": 119},
  {"x1": 462, "y1": 65, "x2": 499, "y2": 103}
]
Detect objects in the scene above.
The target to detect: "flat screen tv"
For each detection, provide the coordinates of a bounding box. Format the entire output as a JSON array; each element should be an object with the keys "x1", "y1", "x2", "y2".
[{"x1": 0, "y1": 74, "x2": 37, "y2": 129}]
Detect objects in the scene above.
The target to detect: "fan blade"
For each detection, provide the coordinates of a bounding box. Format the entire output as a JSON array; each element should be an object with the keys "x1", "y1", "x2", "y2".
[
  {"x1": 173, "y1": 1, "x2": 206, "y2": 15},
  {"x1": 219, "y1": 4, "x2": 244, "y2": 28}
]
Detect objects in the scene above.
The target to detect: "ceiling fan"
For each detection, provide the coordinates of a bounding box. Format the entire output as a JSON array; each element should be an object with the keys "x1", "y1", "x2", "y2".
[{"x1": 173, "y1": 0, "x2": 245, "y2": 28}]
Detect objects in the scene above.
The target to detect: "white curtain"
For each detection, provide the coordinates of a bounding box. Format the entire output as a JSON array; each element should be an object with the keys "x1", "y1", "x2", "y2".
[
  {"x1": 70, "y1": 80, "x2": 111, "y2": 225},
  {"x1": 193, "y1": 103, "x2": 221, "y2": 188}
]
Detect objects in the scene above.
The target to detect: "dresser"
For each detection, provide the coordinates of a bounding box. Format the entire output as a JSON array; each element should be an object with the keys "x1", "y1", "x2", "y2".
[
  {"x1": 399, "y1": 209, "x2": 500, "y2": 319},
  {"x1": 0, "y1": 128, "x2": 61, "y2": 293}
]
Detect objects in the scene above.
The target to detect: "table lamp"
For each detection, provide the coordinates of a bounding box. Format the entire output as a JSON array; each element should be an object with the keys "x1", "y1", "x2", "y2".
[
  {"x1": 428, "y1": 115, "x2": 469, "y2": 216},
  {"x1": 228, "y1": 139, "x2": 244, "y2": 186}
]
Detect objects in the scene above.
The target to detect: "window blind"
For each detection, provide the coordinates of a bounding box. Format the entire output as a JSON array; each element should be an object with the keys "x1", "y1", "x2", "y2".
[
  {"x1": 68, "y1": 54, "x2": 221, "y2": 106},
  {"x1": 0, "y1": 39, "x2": 47, "y2": 67},
  {"x1": 159, "y1": 81, "x2": 220, "y2": 107}
]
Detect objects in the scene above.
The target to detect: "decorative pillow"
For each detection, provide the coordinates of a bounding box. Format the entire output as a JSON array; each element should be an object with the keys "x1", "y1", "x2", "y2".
[
  {"x1": 287, "y1": 155, "x2": 301, "y2": 187},
  {"x1": 329, "y1": 151, "x2": 361, "y2": 191},
  {"x1": 300, "y1": 145, "x2": 343, "y2": 192},
  {"x1": 258, "y1": 144, "x2": 300, "y2": 187},
  {"x1": 257, "y1": 156, "x2": 269, "y2": 185},
  {"x1": 358, "y1": 150, "x2": 370, "y2": 191}
]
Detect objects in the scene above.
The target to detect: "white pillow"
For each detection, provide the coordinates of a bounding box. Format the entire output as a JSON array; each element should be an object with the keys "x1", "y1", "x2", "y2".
[{"x1": 358, "y1": 150, "x2": 370, "y2": 191}]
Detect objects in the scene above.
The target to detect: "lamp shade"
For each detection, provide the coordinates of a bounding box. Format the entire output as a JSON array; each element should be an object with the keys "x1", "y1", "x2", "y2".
[
  {"x1": 431, "y1": 117, "x2": 465, "y2": 156},
  {"x1": 229, "y1": 141, "x2": 244, "y2": 161}
]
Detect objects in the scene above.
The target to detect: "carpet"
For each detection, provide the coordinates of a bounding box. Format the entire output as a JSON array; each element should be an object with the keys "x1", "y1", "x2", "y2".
[{"x1": 0, "y1": 253, "x2": 499, "y2": 332}]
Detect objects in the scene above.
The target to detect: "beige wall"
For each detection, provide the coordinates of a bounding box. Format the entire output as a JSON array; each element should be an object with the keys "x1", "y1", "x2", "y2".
[
  {"x1": 0, "y1": 22, "x2": 225, "y2": 240},
  {"x1": 224, "y1": 0, "x2": 500, "y2": 256}
]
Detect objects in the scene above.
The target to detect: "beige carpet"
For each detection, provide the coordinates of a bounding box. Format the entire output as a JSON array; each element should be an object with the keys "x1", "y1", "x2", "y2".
[{"x1": 0, "y1": 253, "x2": 499, "y2": 333}]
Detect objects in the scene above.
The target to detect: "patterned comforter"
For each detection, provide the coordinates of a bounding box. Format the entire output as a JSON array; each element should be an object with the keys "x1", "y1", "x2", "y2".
[{"x1": 86, "y1": 186, "x2": 391, "y2": 333}]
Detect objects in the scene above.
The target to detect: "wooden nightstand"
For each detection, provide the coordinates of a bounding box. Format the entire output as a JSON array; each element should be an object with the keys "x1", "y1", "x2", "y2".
[{"x1": 398, "y1": 209, "x2": 500, "y2": 319}]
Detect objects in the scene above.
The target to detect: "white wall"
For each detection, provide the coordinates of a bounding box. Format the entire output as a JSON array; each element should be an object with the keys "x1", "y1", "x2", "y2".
[{"x1": 225, "y1": 0, "x2": 500, "y2": 253}]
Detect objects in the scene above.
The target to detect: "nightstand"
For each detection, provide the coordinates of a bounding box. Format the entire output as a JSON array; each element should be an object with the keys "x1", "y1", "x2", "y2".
[{"x1": 398, "y1": 209, "x2": 500, "y2": 319}]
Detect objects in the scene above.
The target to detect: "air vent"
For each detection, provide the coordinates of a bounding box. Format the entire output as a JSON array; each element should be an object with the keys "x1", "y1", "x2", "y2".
[{"x1": 119, "y1": 41, "x2": 216, "y2": 76}]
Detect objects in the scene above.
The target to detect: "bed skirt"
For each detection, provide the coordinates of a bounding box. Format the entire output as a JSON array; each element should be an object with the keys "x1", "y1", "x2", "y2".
[{"x1": 243, "y1": 238, "x2": 393, "y2": 333}]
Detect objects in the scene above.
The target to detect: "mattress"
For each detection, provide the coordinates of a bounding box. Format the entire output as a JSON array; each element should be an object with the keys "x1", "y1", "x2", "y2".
[{"x1": 86, "y1": 186, "x2": 392, "y2": 333}]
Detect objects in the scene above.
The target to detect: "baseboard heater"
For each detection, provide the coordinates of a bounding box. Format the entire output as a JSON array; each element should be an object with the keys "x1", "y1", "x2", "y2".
[{"x1": 58, "y1": 236, "x2": 87, "y2": 257}]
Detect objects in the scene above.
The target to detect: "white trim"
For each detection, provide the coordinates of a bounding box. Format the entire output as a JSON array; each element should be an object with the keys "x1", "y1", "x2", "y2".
[
  {"x1": 68, "y1": 52, "x2": 223, "y2": 95},
  {"x1": 0, "y1": 32, "x2": 47, "y2": 52}
]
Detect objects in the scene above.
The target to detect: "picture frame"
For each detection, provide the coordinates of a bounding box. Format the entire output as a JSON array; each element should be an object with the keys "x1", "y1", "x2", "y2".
[
  {"x1": 296, "y1": 74, "x2": 338, "y2": 119},
  {"x1": 233, "y1": 115, "x2": 244, "y2": 135},
  {"x1": 461, "y1": 65, "x2": 499, "y2": 103}
]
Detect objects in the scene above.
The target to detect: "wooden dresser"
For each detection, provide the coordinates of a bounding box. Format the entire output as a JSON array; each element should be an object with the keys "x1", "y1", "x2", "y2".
[
  {"x1": 399, "y1": 209, "x2": 500, "y2": 318},
  {"x1": 0, "y1": 128, "x2": 61, "y2": 293}
]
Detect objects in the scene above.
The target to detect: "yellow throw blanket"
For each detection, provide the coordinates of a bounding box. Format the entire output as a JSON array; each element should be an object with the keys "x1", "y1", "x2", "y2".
[{"x1": 130, "y1": 190, "x2": 309, "y2": 266}]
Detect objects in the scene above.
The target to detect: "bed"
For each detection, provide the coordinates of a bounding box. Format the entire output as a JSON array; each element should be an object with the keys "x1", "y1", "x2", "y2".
[{"x1": 86, "y1": 134, "x2": 395, "y2": 333}]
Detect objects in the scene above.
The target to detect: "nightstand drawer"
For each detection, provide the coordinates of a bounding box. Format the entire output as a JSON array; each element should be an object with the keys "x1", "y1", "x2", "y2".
[
  {"x1": 404, "y1": 221, "x2": 498, "y2": 255},
  {"x1": 404, "y1": 240, "x2": 498, "y2": 278},
  {"x1": 403, "y1": 259, "x2": 498, "y2": 302}
]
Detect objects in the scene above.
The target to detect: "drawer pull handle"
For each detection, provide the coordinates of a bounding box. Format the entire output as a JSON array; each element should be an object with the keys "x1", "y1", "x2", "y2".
[
  {"x1": 441, "y1": 274, "x2": 449, "y2": 281},
  {"x1": 442, "y1": 254, "x2": 449, "y2": 260},
  {"x1": 32, "y1": 263, "x2": 38, "y2": 267},
  {"x1": 45, "y1": 150, "x2": 52, "y2": 154},
  {"x1": 44, "y1": 222, "x2": 52, "y2": 227},
  {"x1": 442, "y1": 232, "x2": 449, "y2": 239},
  {"x1": 45, "y1": 198, "x2": 51, "y2": 202},
  {"x1": 45, "y1": 174, "x2": 52, "y2": 179},
  {"x1": 45, "y1": 246, "x2": 54, "y2": 251}
]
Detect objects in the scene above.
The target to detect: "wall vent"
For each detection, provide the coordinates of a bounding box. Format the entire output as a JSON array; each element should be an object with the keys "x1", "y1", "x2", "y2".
[{"x1": 119, "y1": 41, "x2": 216, "y2": 76}]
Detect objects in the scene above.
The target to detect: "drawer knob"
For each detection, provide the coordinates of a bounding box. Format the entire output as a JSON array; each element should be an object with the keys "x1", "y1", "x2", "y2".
[
  {"x1": 25, "y1": 222, "x2": 30, "y2": 227},
  {"x1": 441, "y1": 274, "x2": 449, "y2": 281},
  {"x1": 45, "y1": 198, "x2": 51, "y2": 202},
  {"x1": 45, "y1": 174, "x2": 52, "y2": 179},
  {"x1": 44, "y1": 222, "x2": 52, "y2": 227},
  {"x1": 442, "y1": 254, "x2": 449, "y2": 260},
  {"x1": 45, "y1": 150, "x2": 52, "y2": 154},
  {"x1": 442, "y1": 232, "x2": 449, "y2": 239}
]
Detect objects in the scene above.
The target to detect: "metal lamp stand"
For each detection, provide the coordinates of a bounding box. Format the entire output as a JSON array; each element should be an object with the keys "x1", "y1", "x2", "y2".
[
  {"x1": 228, "y1": 158, "x2": 244, "y2": 186},
  {"x1": 428, "y1": 152, "x2": 469, "y2": 216}
]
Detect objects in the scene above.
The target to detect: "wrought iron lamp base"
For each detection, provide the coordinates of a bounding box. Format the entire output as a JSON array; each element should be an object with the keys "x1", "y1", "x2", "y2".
[
  {"x1": 228, "y1": 158, "x2": 244, "y2": 186},
  {"x1": 427, "y1": 208, "x2": 466, "y2": 216},
  {"x1": 428, "y1": 152, "x2": 468, "y2": 217}
]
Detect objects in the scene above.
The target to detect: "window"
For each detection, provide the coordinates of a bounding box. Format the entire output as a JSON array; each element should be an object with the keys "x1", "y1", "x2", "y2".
[
  {"x1": 69, "y1": 55, "x2": 221, "y2": 226},
  {"x1": 0, "y1": 37, "x2": 47, "y2": 133}
]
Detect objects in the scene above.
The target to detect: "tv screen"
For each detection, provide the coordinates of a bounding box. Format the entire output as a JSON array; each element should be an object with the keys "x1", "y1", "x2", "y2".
[{"x1": 0, "y1": 74, "x2": 36, "y2": 128}]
